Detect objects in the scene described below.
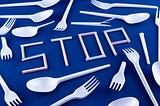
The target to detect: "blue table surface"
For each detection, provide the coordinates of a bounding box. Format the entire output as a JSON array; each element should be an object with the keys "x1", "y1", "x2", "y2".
[{"x1": 0, "y1": 0, "x2": 159, "y2": 106}]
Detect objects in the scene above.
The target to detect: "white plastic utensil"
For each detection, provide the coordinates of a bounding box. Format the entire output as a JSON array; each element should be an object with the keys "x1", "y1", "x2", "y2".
[
  {"x1": 0, "y1": 0, "x2": 60, "y2": 8},
  {"x1": 0, "y1": 75, "x2": 22, "y2": 106},
  {"x1": 109, "y1": 61, "x2": 126, "y2": 91},
  {"x1": 80, "y1": 11, "x2": 150, "y2": 24},
  {"x1": 0, "y1": 9, "x2": 53, "y2": 23},
  {"x1": 108, "y1": 97, "x2": 139, "y2": 106},
  {"x1": 50, "y1": 76, "x2": 100, "y2": 106},
  {"x1": 26, "y1": 64, "x2": 110, "y2": 92},
  {"x1": 152, "y1": 9, "x2": 160, "y2": 86},
  {"x1": 12, "y1": 20, "x2": 55, "y2": 37},
  {"x1": 54, "y1": 0, "x2": 74, "y2": 31},
  {"x1": 123, "y1": 48, "x2": 159, "y2": 106},
  {"x1": 71, "y1": 21, "x2": 111, "y2": 27},
  {"x1": 0, "y1": 18, "x2": 16, "y2": 35},
  {"x1": 139, "y1": 32, "x2": 150, "y2": 65},
  {"x1": 91, "y1": 0, "x2": 157, "y2": 10},
  {"x1": 1, "y1": 37, "x2": 13, "y2": 60}
]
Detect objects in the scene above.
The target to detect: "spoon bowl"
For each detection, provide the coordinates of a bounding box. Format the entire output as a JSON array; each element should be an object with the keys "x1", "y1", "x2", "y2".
[
  {"x1": 26, "y1": 77, "x2": 59, "y2": 93},
  {"x1": 39, "y1": 0, "x2": 60, "y2": 8},
  {"x1": 124, "y1": 13, "x2": 150, "y2": 24},
  {"x1": 12, "y1": 20, "x2": 55, "y2": 37},
  {"x1": 108, "y1": 97, "x2": 139, "y2": 106},
  {"x1": 152, "y1": 62, "x2": 160, "y2": 86},
  {"x1": 12, "y1": 27, "x2": 38, "y2": 37},
  {"x1": 31, "y1": 9, "x2": 53, "y2": 22}
]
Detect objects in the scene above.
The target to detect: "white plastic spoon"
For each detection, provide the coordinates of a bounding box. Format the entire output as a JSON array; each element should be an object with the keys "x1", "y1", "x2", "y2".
[
  {"x1": 0, "y1": 9, "x2": 53, "y2": 22},
  {"x1": 12, "y1": 20, "x2": 55, "y2": 37},
  {"x1": 80, "y1": 11, "x2": 150, "y2": 24},
  {"x1": 108, "y1": 97, "x2": 139, "y2": 106},
  {"x1": 0, "y1": 0, "x2": 60, "y2": 8},
  {"x1": 26, "y1": 64, "x2": 110, "y2": 93},
  {"x1": 152, "y1": 9, "x2": 160, "y2": 86}
]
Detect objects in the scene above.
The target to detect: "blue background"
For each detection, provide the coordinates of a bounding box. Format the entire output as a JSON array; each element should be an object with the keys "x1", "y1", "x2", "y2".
[{"x1": 0, "y1": 0, "x2": 159, "y2": 106}]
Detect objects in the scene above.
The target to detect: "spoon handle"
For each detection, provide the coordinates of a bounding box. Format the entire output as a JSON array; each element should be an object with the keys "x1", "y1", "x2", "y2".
[
  {"x1": 59, "y1": 64, "x2": 111, "y2": 82},
  {"x1": 37, "y1": 20, "x2": 55, "y2": 28},
  {"x1": 134, "y1": 62, "x2": 159, "y2": 106},
  {"x1": 0, "y1": 15, "x2": 30, "y2": 19},
  {"x1": 80, "y1": 11, "x2": 123, "y2": 19},
  {"x1": 158, "y1": 27, "x2": 160, "y2": 61},
  {"x1": 0, "y1": 1, "x2": 39, "y2": 7}
]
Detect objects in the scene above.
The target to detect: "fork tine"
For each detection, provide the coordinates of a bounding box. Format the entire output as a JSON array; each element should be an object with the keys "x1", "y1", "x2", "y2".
[
  {"x1": 6, "y1": 18, "x2": 16, "y2": 28},
  {"x1": 6, "y1": 18, "x2": 13, "y2": 27},
  {"x1": 1, "y1": 55, "x2": 3, "y2": 60},
  {"x1": 115, "y1": 84, "x2": 120, "y2": 91},
  {"x1": 125, "y1": 48, "x2": 130, "y2": 53},
  {"x1": 109, "y1": 81, "x2": 114, "y2": 88},
  {"x1": 3, "y1": 18, "x2": 11, "y2": 26},
  {"x1": 16, "y1": 97, "x2": 22, "y2": 103},
  {"x1": 14, "y1": 100, "x2": 19, "y2": 105},
  {"x1": 6, "y1": 101, "x2": 11, "y2": 106},
  {"x1": 87, "y1": 81, "x2": 100, "y2": 93},
  {"x1": 87, "y1": 80, "x2": 99, "y2": 91},
  {"x1": 130, "y1": 48, "x2": 136, "y2": 53},
  {"x1": 119, "y1": 85, "x2": 123, "y2": 91},
  {"x1": 126, "y1": 48, "x2": 132, "y2": 53},
  {"x1": 8, "y1": 19, "x2": 16, "y2": 28},
  {"x1": 85, "y1": 77, "x2": 97, "y2": 88},
  {"x1": 112, "y1": 83, "x2": 117, "y2": 89},
  {"x1": 11, "y1": 101, "x2": 16, "y2": 106},
  {"x1": 6, "y1": 55, "x2": 9, "y2": 60},
  {"x1": 83, "y1": 76, "x2": 95, "y2": 87},
  {"x1": 122, "y1": 49, "x2": 128, "y2": 55}
]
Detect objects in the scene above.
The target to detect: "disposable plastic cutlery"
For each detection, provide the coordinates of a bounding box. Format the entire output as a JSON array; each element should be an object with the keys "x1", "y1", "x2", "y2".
[
  {"x1": 0, "y1": 75, "x2": 22, "y2": 106},
  {"x1": 109, "y1": 61, "x2": 126, "y2": 91},
  {"x1": 108, "y1": 97, "x2": 139, "y2": 106},
  {"x1": 0, "y1": 9, "x2": 53, "y2": 23},
  {"x1": 26, "y1": 64, "x2": 110, "y2": 92},
  {"x1": 50, "y1": 76, "x2": 100, "y2": 106},
  {"x1": 123, "y1": 48, "x2": 159, "y2": 106},
  {"x1": 54, "y1": 0, "x2": 74, "y2": 31},
  {"x1": 0, "y1": 18, "x2": 16, "y2": 35},
  {"x1": 152, "y1": 9, "x2": 160, "y2": 86},
  {"x1": 12, "y1": 20, "x2": 55, "y2": 37},
  {"x1": 139, "y1": 32, "x2": 150, "y2": 65},
  {"x1": 71, "y1": 21, "x2": 111, "y2": 27},
  {"x1": 0, "y1": 37, "x2": 12, "y2": 60},
  {"x1": 80, "y1": 11, "x2": 150, "y2": 24},
  {"x1": 91, "y1": 0, "x2": 157, "y2": 10},
  {"x1": 0, "y1": 0, "x2": 60, "y2": 8}
]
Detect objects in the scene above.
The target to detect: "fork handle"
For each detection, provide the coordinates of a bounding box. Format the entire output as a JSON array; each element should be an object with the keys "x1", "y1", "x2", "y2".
[
  {"x1": 50, "y1": 93, "x2": 74, "y2": 106},
  {"x1": 0, "y1": 75, "x2": 10, "y2": 92},
  {"x1": 134, "y1": 62, "x2": 159, "y2": 106},
  {"x1": 1, "y1": 37, "x2": 8, "y2": 47},
  {"x1": 61, "y1": 0, "x2": 74, "y2": 21}
]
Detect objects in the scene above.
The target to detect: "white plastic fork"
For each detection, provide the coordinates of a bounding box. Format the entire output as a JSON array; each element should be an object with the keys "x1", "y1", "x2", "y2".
[
  {"x1": 54, "y1": 0, "x2": 74, "y2": 31},
  {"x1": 0, "y1": 75, "x2": 22, "y2": 106},
  {"x1": 0, "y1": 18, "x2": 16, "y2": 35},
  {"x1": 50, "y1": 76, "x2": 100, "y2": 106},
  {"x1": 123, "y1": 48, "x2": 159, "y2": 106},
  {"x1": 1, "y1": 37, "x2": 13, "y2": 60},
  {"x1": 109, "y1": 61, "x2": 126, "y2": 91}
]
